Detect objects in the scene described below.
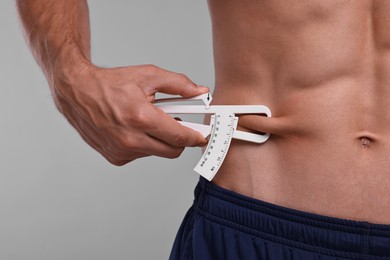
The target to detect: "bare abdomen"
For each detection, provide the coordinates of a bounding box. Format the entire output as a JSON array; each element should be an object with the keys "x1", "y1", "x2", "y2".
[{"x1": 208, "y1": 0, "x2": 390, "y2": 223}]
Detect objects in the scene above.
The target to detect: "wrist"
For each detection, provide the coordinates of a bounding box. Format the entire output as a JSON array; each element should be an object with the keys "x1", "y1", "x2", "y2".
[{"x1": 50, "y1": 45, "x2": 95, "y2": 101}]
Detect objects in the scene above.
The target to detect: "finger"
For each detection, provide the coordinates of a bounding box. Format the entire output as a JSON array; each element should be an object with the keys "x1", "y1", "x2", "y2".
[
  {"x1": 115, "y1": 131, "x2": 185, "y2": 159},
  {"x1": 67, "y1": 107, "x2": 130, "y2": 165},
  {"x1": 136, "y1": 135, "x2": 186, "y2": 159},
  {"x1": 77, "y1": 122, "x2": 146, "y2": 165},
  {"x1": 70, "y1": 107, "x2": 133, "y2": 165},
  {"x1": 145, "y1": 106, "x2": 208, "y2": 147},
  {"x1": 146, "y1": 67, "x2": 209, "y2": 97},
  {"x1": 59, "y1": 97, "x2": 139, "y2": 165}
]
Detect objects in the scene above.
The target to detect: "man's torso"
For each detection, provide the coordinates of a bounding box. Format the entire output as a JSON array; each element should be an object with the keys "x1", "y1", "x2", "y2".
[{"x1": 207, "y1": 0, "x2": 390, "y2": 224}]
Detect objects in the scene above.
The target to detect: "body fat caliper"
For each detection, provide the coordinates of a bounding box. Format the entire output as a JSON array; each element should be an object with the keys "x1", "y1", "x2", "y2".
[{"x1": 155, "y1": 93, "x2": 271, "y2": 181}]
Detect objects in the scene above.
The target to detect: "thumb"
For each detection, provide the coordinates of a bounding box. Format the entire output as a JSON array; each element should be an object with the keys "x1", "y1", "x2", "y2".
[{"x1": 151, "y1": 68, "x2": 209, "y2": 97}]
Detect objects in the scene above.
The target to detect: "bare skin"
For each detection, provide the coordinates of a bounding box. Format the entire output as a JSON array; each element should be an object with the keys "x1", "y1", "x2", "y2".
[
  {"x1": 17, "y1": 0, "x2": 390, "y2": 224},
  {"x1": 209, "y1": 0, "x2": 390, "y2": 224},
  {"x1": 16, "y1": 0, "x2": 208, "y2": 166}
]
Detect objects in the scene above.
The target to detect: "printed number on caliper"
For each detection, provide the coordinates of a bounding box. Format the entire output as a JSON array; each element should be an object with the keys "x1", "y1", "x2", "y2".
[{"x1": 154, "y1": 93, "x2": 271, "y2": 181}]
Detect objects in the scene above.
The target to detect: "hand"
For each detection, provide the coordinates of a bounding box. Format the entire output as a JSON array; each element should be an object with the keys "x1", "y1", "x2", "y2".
[{"x1": 52, "y1": 63, "x2": 209, "y2": 165}]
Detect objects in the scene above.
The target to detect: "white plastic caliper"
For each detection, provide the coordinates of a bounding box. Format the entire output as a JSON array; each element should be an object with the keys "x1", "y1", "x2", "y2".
[{"x1": 155, "y1": 93, "x2": 271, "y2": 181}]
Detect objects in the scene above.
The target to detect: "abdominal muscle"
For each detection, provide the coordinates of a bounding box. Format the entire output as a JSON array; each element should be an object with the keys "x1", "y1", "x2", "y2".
[{"x1": 206, "y1": 0, "x2": 390, "y2": 224}]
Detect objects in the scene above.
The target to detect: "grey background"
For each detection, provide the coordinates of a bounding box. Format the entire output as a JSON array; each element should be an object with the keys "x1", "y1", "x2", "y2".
[{"x1": 1, "y1": 1, "x2": 214, "y2": 259}]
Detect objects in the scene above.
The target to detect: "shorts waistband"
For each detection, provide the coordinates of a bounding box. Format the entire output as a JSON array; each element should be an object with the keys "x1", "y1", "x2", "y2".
[{"x1": 193, "y1": 177, "x2": 390, "y2": 259}]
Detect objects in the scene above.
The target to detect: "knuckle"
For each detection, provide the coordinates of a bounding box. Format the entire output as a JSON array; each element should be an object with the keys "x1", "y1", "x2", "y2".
[
  {"x1": 143, "y1": 64, "x2": 159, "y2": 74},
  {"x1": 104, "y1": 155, "x2": 128, "y2": 166},
  {"x1": 177, "y1": 73, "x2": 190, "y2": 85},
  {"x1": 119, "y1": 135, "x2": 138, "y2": 150},
  {"x1": 129, "y1": 107, "x2": 149, "y2": 127},
  {"x1": 107, "y1": 140, "x2": 144, "y2": 162},
  {"x1": 111, "y1": 160, "x2": 128, "y2": 166},
  {"x1": 145, "y1": 64, "x2": 158, "y2": 70}
]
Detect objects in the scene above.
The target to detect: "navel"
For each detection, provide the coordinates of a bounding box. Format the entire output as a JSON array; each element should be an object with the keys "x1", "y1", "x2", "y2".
[{"x1": 359, "y1": 136, "x2": 372, "y2": 149}]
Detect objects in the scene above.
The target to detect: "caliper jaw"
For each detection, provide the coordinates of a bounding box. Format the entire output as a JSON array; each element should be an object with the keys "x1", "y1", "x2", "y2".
[
  {"x1": 154, "y1": 93, "x2": 271, "y2": 180},
  {"x1": 154, "y1": 93, "x2": 212, "y2": 108}
]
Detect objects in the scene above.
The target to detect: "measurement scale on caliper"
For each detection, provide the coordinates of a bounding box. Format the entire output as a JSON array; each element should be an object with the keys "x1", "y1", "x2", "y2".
[{"x1": 155, "y1": 93, "x2": 271, "y2": 181}]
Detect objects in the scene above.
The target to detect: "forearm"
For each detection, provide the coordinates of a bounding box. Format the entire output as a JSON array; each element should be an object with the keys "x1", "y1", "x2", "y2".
[
  {"x1": 16, "y1": 1, "x2": 208, "y2": 165},
  {"x1": 16, "y1": 0, "x2": 91, "y2": 87}
]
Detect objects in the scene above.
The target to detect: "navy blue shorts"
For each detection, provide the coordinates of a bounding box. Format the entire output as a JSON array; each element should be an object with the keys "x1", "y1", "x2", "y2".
[{"x1": 170, "y1": 177, "x2": 390, "y2": 260}]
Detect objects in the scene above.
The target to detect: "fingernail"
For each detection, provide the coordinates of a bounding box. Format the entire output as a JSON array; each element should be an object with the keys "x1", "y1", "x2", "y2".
[{"x1": 197, "y1": 85, "x2": 209, "y2": 90}]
